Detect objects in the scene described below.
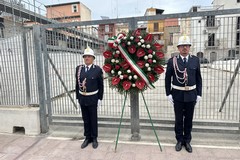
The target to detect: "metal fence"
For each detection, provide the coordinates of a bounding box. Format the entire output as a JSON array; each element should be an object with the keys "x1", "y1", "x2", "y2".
[{"x1": 1, "y1": 8, "x2": 240, "y2": 133}]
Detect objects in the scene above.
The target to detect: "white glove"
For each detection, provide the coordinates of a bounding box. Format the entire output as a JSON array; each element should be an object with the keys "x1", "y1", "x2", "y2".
[
  {"x1": 97, "y1": 100, "x2": 102, "y2": 108},
  {"x1": 167, "y1": 94, "x2": 174, "y2": 105},
  {"x1": 196, "y1": 96, "x2": 202, "y2": 103}
]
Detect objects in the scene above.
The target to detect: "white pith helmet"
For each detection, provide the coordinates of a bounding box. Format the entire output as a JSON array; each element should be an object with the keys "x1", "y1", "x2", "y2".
[
  {"x1": 177, "y1": 35, "x2": 192, "y2": 47},
  {"x1": 83, "y1": 46, "x2": 95, "y2": 58}
]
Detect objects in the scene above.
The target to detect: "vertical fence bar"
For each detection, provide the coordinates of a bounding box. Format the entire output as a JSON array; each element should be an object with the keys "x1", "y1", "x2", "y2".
[
  {"x1": 33, "y1": 25, "x2": 48, "y2": 133},
  {"x1": 22, "y1": 29, "x2": 31, "y2": 104},
  {"x1": 41, "y1": 28, "x2": 53, "y2": 124}
]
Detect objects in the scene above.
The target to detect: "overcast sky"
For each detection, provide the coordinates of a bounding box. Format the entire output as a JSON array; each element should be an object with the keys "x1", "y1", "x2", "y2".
[{"x1": 41, "y1": 0, "x2": 213, "y2": 20}]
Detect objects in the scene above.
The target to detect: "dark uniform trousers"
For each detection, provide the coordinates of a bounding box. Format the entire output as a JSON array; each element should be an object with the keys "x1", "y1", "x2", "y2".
[
  {"x1": 165, "y1": 55, "x2": 202, "y2": 144},
  {"x1": 75, "y1": 64, "x2": 104, "y2": 140}
]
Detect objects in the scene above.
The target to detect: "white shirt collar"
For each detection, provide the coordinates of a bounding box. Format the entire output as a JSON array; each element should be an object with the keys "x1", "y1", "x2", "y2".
[
  {"x1": 85, "y1": 64, "x2": 93, "y2": 69},
  {"x1": 180, "y1": 54, "x2": 189, "y2": 61}
]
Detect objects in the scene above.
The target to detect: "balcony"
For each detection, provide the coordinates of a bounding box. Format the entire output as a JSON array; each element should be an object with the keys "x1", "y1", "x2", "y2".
[
  {"x1": 204, "y1": 39, "x2": 220, "y2": 49},
  {"x1": 205, "y1": 20, "x2": 221, "y2": 29}
]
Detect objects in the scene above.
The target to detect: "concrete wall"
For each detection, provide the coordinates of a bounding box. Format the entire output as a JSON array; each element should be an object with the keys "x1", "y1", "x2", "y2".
[{"x1": 0, "y1": 106, "x2": 41, "y2": 135}]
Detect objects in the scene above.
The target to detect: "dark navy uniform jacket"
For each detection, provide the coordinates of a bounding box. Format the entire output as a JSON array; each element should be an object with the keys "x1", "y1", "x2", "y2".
[
  {"x1": 75, "y1": 64, "x2": 104, "y2": 106},
  {"x1": 165, "y1": 55, "x2": 202, "y2": 102}
]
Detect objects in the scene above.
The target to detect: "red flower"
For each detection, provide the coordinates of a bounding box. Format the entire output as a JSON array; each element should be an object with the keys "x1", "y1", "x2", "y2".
[
  {"x1": 132, "y1": 29, "x2": 141, "y2": 37},
  {"x1": 156, "y1": 51, "x2": 164, "y2": 59},
  {"x1": 148, "y1": 49, "x2": 153, "y2": 54},
  {"x1": 122, "y1": 81, "x2": 132, "y2": 90},
  {"x1": 103, "y1": 64, "x2": 112, "y2": 73},
  {"x1": 154, "y1": 43, "x2": 163, "y2": 51},
  {"x1": 114, "y1": 54, "x2": 120, "y2": 58},
  {"x1": 148, "y1": 59, "x2": 153, "y2": 64},
  {"x1": 137, "y1": 61, "x2": 145, "y2": 68},
  {"x1": 136, "y1": 48, "x2": 145, "y2": 58},
  {"x1": 123, "y1": 74, "x2": 128, "y2": 79},
  {"x1": 144, "y1": 34, "x2": 153, "y2": 43},
  {"x1": 120, "y1": 61, "x2": 130, "y2": 70},
  {"x1": 128, "y1": 45, "x2": 136, "y2": 54},
  {"x1": 154, "y1": 65, "x2": 164, "y2": 74},
  {"x1": 103, "y1": 50, "x2": 113, "y2": 58},
  {"x1": 148, "y1": 74, "x2": 155, "y2": 82},
  {"x1": 134, "y1": 38, "x2": 140, "y2": 42},
  {"x1": 135, "y1": 80, "x2": 146, "y2": 90},
  {"x1": 115, "y1": 65, "x2": 120, "y2": 70},
  {"x1": 112, "y1": 77, "x2": 121, "y2": 85}
]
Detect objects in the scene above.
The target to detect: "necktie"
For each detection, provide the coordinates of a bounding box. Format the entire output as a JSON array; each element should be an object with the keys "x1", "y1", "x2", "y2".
[
  {"x1": 183, "y1": 58, "x2": 187, "y2": 64},
  {"x1": 86, "y1": 66, "x2": 89, "y2": 72}
]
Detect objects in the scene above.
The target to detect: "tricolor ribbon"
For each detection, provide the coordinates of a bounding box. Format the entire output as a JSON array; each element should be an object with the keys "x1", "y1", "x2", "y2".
[{"x1": 108, "y1": 34, "x2": 155, "y2": 89}]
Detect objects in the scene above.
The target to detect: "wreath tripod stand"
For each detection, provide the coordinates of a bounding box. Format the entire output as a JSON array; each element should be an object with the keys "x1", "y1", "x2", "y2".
[{"x1": 114, "y1": 92, "x2": 162, "y2": 152}]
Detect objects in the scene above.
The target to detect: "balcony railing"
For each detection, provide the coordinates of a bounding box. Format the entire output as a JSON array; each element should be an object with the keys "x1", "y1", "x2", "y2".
[{"x1": 204, "y1": 39, "x2": 220, "y2": 49}]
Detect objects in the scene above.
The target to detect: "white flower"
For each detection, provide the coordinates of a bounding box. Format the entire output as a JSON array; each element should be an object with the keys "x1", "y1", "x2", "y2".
[
  {"x1": 144, "y1": 55, "x2": 148, "y2": 60},
  {"x1": 147, "y1": 67, "x2": 151, "y2": 71},
  {"x1": 123, "y1": 37, "x2": 127, "y2": 40},
  {"x1": 146, "y1": 44, "x2": 151, "y2": 48},
  {"x1": 138, "y1": 36, "x2": 142, "y2": 39},
  {"x1": 148, "y1": 54, "x2": 153, "y2": 58},
  {"x1": 127, "y1": 41, "x2": 131, "y2": 45},
  {"x1": 133, "y1": 75, "x2": 138, "y2": 79},
  {"x1": 119, "y1": 75, "x2": 124, "y2": 79},
  {"x1": 141, "y1": 44, "x2": 145, "y2": 48},
  {"x1": 127, "y1": 69, "x2": 131, "y2": 73},
  {"x1": 137, "y1": 42, "x2": 141, "y2": 46},
  {"x1": 140, "y1": 39, "x2": 144, "y2": 43},
  {"x1": 118, "y1": 71, "x2": 122, "y2": 75},
  {"x1": 117, "y1": 39, "x2": 121, "y2": 44},
  {"x1": 153, "y1": 60, "x2": 156, "y2": 63},
  {"x1": 132, "y1": 84, "x2": 136, "y2": 87},
  {"x1": 115, "y1": 60, "x2": 119, "y2": 63},
  {"x1": 130, "y1": 36, "x2": 134, "y2": 40},
  {"x1": 111, "y1": 70, "x2": 115, "y2": 74},
  {"x1": 116, "y1": 50, "x2": 120, "y2": 54},
  {"x1": 128, "y1": 76, "x2": 132, "y2": 80},
  {"x1": 111, "y1": 59, "x2": 115, "y2": 63},
  {"x1": 113, "y1": 43, "x2": 117, "y2": 47},
  {"x1": 145, "y1": 63, "x2": 149, "y2": 67},
  {"x1": 153, "y1": 51, "x2": 156, "y2": 55}
]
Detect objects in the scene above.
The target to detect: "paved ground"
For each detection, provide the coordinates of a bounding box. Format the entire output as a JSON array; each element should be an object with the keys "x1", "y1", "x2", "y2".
[{"x1": 0, "y1": 126, "x2": 239, "y2": 160}]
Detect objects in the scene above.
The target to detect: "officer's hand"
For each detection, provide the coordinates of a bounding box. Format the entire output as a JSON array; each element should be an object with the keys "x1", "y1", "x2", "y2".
[
  {"x1": 167, "y1": 94, "x2": 174, "y2": 105},
  {"x1": 196, "y1": 96, "x2": 202, "y2": 103},
  {"x1": 97, "y1": 100, "x2": 102, "y2": 109}
]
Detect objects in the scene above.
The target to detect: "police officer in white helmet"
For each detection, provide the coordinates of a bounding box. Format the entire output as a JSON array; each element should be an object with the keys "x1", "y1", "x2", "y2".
[
  {"x1": 75, "y1": 46, "x2": 104, "y2": 149},
  {"x1": 165, "y1": 35, "x2": 202, "y2": 153}
]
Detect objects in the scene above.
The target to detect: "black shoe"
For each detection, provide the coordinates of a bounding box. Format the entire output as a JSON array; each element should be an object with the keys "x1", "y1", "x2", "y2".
[
  {"x1": 175, "y1": 141, "x2": 182, "y2": 151},
  {"x1": 92, "y1": 138, "x2": 98, "y2": 149},
  {"x1": 81, "y1": 139, "x2": 90, "y2": 149},
  {"x1": 184, "y1": 142, "x2": 192, "y2": 153}
]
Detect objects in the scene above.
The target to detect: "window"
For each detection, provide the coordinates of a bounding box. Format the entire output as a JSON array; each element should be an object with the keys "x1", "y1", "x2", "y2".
[
  {"x1": 105, "y1": 25, "x2": 109, "y2": 32},
  {"x1": 206, "y1": 15, "x2": 215, "y2": 27},
  {"x1": 169, "y1": 33, "x2": 173, "y2": 45},
  {"x1": 0, "y1": 27, "x2": 4, "y2": 38},
  {"x1": 208, "y1": 33, "x2": 215, "y2": 46},
  {"x1": 153, "y1": 22, "x2": 159, "y2": 32},
  {"x1": 72, "y1": 4, "x2": 78, "y2": 13},
  {"x1": 237, "y1": 17, "x2": 240, "y2": 29},
  {"x1": 236, "y1": 32, "x2": 240, "y2": 46}
]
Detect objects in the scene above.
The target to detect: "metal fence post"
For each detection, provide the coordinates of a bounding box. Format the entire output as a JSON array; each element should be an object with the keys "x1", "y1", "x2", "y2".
[
  {"x1": 22, "y1": 28, "x2": 31, "y2": 104},
  {"x1": 128, "y1": 18, "x2": 141, "y2": 140},
  {"x1": 130, "y1": 92, "x2": 141, "y2": 140},
  {"x1": 33, "y1": 25, "x2": 48, "y2": 133}
]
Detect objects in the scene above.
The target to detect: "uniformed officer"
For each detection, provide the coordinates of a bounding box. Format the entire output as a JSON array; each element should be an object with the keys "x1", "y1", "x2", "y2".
[
  {"x1": 165, "y1": 35, "x2": 202, "y2": 153},
  {"x1": 75, "y1": 46, "x2": 104, "y2": 149}
]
